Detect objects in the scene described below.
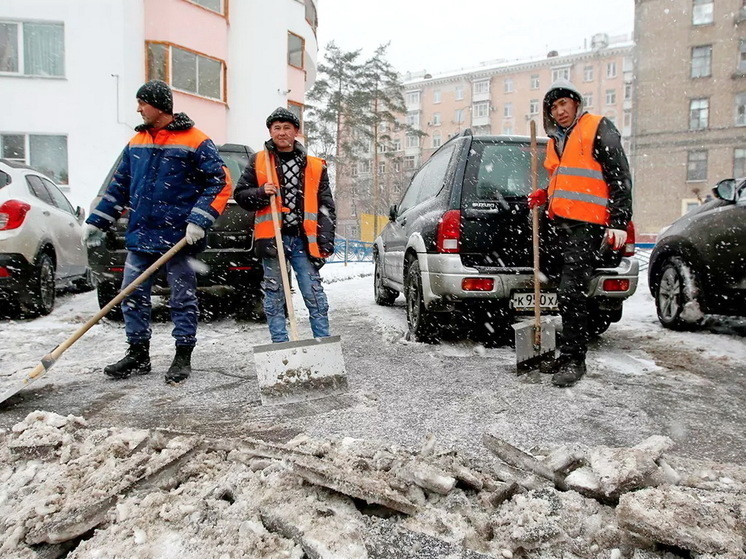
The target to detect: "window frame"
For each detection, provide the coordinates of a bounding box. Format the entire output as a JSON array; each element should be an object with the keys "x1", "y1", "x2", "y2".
[
  {"x1": 736, "y1": 92, "x2": 746, "y2": 126},
  {"x1": 686, "y1": 149, "x2": 708, "y2": 182},
  {"x1": 583, "y1": 93, "x2": 594, "y2": 108},
  {"x1": 739, "y1": 40, "x2": 746, "y2": 73},
  {"x1": 606, "y1": 61, "x2": 617, "y2": 79},
  {"x1": 473, "y1": 80, "x2": 489, "y2": 96},
  {"x1": 503, "y1": 77, "x2": 514, "y2": 93},
  {"x1": 605, "y1": 89, "x2": 617, "y2": 105},
  {"x1": 504, "y1": 102, "x2": 513, "y2": 118},
  {"x1": 146, "y1": 41, "x2": 226, "y2": 102},
  {"x1": 287, "y1": 31, "x2": 305, "y2": 70},
  {"x1": 287, "y1": 101, "x2": 304, "y2": 132},
  {"x1": 1, "y1": 133, "x2": 68, "y2": 185},
  {"x1": 583, "y1": 65, "x2": 594, "y2": 82},
  {"x1": 433, "y1": 90, "x2": 441, "y2": 104},
  {"x1": 473, "y1": 102, "x2": 489, "y2": 118},
  {"x1": 0, "y1": 20, "x2": 65, "y2": 78},
  {"x1": 551, "y1": 66, "x2": 571, "y2": 82},
  {"x1": 530, "y1": 74, "x2": 539, "y2": 90},
  {"x1": 691, "y1": 45, "x2": 712, "y2": 79},
  {"x1": 689, "y1": 97, "x2": 709, "y2": 130},
  {"x1": 692, "y1": 0, "x2": 714, "y2": 26},
  {"x1": 184, "y1": 0, "x2": 227, "y2": 16},
  {"x1": 734, "y1": 147, "x2": 746, "y2": 178}
]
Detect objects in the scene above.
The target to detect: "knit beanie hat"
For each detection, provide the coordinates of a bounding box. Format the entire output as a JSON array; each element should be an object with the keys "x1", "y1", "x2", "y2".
[
  {"x1": 543, "y1": 87, "x2": 582, "y2": 112},
  {"x1": 266, "y1": 107, "x2": 300, "y2": 129},
  {"x1": 136, "y1": 80, "x2": 173, "y2": 114}
]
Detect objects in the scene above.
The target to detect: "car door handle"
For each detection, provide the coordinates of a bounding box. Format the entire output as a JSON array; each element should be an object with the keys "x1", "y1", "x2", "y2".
[
  {"x1": 399, "y1": 217, "x2": 407, "y2": 225},
  {"x1": 43, "y1": 210, "x2": 50, "y2": 216},
  {"x1": 69, "y1": 222, "x2": 76, "y2": 227}
]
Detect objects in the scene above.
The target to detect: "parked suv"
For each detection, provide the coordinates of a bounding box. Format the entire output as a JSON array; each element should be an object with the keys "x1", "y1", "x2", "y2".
[
  {"x1": 87, "y1": 143, "x2": 264, "y2": 319},
  {"x1": 648, "y1": 177, "x2": 746, "y2": 329},
  {"x1": 0, "y1": 159, "x2": 91, "y2": 316},
  {"x1": 373, "y1": 131, "x2": 639, "y2": 344}
]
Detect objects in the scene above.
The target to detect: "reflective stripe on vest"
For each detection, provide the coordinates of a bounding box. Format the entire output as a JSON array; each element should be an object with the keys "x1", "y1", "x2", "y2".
[
  {"x1": 253, "y1": 151, "x2": 325, "y2": 257},
  {"x1": 544, "y1": 113, "x2": 609, "y2": 225}
]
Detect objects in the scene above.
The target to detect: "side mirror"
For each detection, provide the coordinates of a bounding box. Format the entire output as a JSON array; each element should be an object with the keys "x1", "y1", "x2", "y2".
[
  {"x1": 713, "y1": 179, "x2": 737, "y2": 203},
  {"x1": 388, "y1": 204, "x2": 398, "y2": 221},
  {"x1": 75, "y1": 206, "x2": 86, "y2": 222}
]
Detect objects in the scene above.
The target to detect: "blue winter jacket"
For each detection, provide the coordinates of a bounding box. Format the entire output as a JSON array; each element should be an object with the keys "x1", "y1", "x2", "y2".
[{"x1": 87, "y1": 113, "x2": 231, "y2": 253}]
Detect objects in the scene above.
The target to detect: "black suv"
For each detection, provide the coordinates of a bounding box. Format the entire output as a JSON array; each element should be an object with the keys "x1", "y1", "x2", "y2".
[
  {"x1": 648, "y1": 177, "x2": 746, "y2": 329},
  {"x1": 373, "y1": 130, "x2": 639, "y2": 343},
  {"x1": 87, "y1": 143, "x2": 264, "y2": 318}
]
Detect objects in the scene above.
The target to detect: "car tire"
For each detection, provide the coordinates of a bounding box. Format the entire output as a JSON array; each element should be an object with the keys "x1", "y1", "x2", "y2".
[
  {"x1": 654, "y1": 256, "x2": 704, "y2": 330},
  {"x1": 587, "y1": 314, "x2": 612, "y2": 338},
  {"x1": 237, "y1": 291, "x2": 266, "y2": 322},
  {"x1": 71, "y1": 268, "x2": 96, "y2": 293},
  {"x1": 97, "y1": 280, "x2": 123, "y2": 321},
  {"x1": 23, "y1": 253, "x2": 56, "y2": 317},
  {"x1": 374, "y1": 254, "x2": 398, "y2": 306},
  {"x1": 405, "y1": 259, "x2": 440, "y2": 343}
]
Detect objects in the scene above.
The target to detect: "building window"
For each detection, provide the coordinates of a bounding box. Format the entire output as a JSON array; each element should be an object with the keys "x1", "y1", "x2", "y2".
[
  {"x1": 473, "y1": 80, "x2": 489, "y2": 95},
  {"x1": 737, "y1": 92, "x2": 746, "y2": 125},
  {"x1": 503, "y1": 123, "x2": 513, "y2": 135},
  {"x1": 406, "y1": 135, "x2": 419, "y2": 148},
  {"x1": 147, "y1": 42, "x2": 224, "y2": 101},
  {"x1": 393, "y1": 139, "x2": 402, "y2": 151},
  {"x1": 431, "y1": 112, "x2": 441, "y2": 126},
  {"x1": 305, "y1": 0, "x2": 318, "y2": 33},
  {"x1": 0, "y1": 21, "x2": 65, "y2": 77},
  {"x1": 473, "y1": 102, "x2": 489, "y2": 118},
  {"x1": 504, "y1": 78, "x2": 513, "y2": 93},
  {"x1": 552, "y1": 67, "x2": 570, "y2": 82},
  {"x1": 187, "y1": 0, "x2": 226, "y2": 14},
  {"x1": 287, "y1": 102, "x2": 303, "y2": 131},
  {"x1": 378, "y1": 161, "x2": 386, "y2": 175},
  {"x1": 530, "y1": 74, "x2": 539, "y2": 90},
  {"x1": 734, "y1": 148, "x2": 746, "y2": 177},
  {"x1": 433, "y1": 90, "x2": 441, "y2": 104},
  {"x1": 623, "y1": 109, "x2": 632, "y2": 127},
  {"x1": 624, "y1": 82, "x2": 632, "y2": 100},
  {"x1": 739, "y1": 40, "x2": 746, "y2": 73},
  {"x1": 404, "y1": 155, "x2": 416, "y2": 170},
  {"x1": 454, "y1": 109, "x2": 464, "y2": 124},
  {"x1": 691, "y1": 45, "x2": 712, "y2": 78},
  {"x1": 529, "y1": 99, "x2": 539, "y2": 115},
  {"x1": 432, "y1": 134, "x2": 442, "y2": 148},
  {"x1": 0, "y1": 133, "x2": 68, "y2": 184},
  {"x1": 288, "y1": 32, "x2": 304, "y2": 69},
  {"x1": 583, "y1": 65, "x2": 594, "y2": 82},
  {"x1": 687, "y1": 150, "x2": 708, "y2": 181},
  {"x1": 455, "y1": 85, "x2": 464, "y2": 100},
  {"x1": 606, "y1": 62, "x2": 617, "y2": 78},
  {"x1": 583, "y1": 93, "x2": 593, "y2": 107},
  {"x1": 407, "y1": 111, "x2": 420, "y2": 128},
  {"x1": 606, "y1": 89, "x2": 617, "y2": 105},
  {"x1": 359, "y1": 160, "x2": 371, "y2": 175},
  {"x1": 689, "y1": 98, "x2": 709, "y2": 130},
  {"x1": 503, "y1": 103, "x2": 512, "y2": 118},
  {"x1": 692, "y1": 0, "x2": 714, "y2": 25},
  {"x1": 406, "y1": 91, "x2": 421, "y2": 106}
]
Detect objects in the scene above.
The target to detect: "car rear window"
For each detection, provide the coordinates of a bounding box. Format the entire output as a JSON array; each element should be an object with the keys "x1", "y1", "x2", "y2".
[
  {"x1": 462, "y1": 141, "x2": 549, "y2": 207},
  {"x1": 219, "y1": 151, "x2": 249, "y2": 185}
]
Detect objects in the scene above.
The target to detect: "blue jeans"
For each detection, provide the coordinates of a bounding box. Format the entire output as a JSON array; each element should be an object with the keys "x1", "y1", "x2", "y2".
[
  {"x1": 262, "y1": 235, "x2": 330, "y2": 343},
  {"x1": 121, "y1": 250, "x2": 198, "y2": 347}
]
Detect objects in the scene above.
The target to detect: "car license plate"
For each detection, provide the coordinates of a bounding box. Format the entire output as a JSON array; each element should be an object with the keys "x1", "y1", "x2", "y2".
[{"x1": 511, "y1": 292, "x2": 558, "y2": 311}]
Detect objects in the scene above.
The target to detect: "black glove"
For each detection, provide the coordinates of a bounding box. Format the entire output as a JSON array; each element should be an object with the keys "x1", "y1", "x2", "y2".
[{"x1": 310, "y1": 257, "x2": 326, "y2": 270}]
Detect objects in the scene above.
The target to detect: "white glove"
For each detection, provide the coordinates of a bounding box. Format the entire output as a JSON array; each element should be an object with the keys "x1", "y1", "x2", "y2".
[
  {"x1": 185, "y1": 223, "x2": 205, "y2": 245},
  {"x1": 605, "y1": 228, "x2": 628, "y2": 251},
  {"x1": 82, "y1": 223, "x2": 105, "y2": 248}
]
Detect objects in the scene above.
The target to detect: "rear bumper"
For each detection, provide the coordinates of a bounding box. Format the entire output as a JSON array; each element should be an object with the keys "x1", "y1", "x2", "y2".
[
  {"x1": 0, "y1": 253, "x2": 35, "y2": 297},
  {"x1": 420, "y1": 253, "x2": 639, "y2": 309}
]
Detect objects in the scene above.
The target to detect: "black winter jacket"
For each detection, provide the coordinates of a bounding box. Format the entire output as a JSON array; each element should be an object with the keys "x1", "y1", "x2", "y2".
[{"x1": 234, "y1": 140, "x2": 336, "y2": 258}]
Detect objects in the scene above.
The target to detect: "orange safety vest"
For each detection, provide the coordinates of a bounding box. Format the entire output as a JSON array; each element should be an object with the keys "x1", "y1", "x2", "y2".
[
  {"x1": 253, "y1": 150, "x2": 325, "y2": 258},
  {"x1": 544, "y1": 113, "x2": 609, "y2": 226}
]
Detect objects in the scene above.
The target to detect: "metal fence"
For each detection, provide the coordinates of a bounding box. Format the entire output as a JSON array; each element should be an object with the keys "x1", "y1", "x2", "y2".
[{"x1": 327, "y1": 238, "x2": 374, "y2": 264}]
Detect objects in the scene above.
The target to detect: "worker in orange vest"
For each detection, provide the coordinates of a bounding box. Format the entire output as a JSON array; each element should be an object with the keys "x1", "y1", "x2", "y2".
[
  {"x1": 234, "y1": 107, "x2": 336, "y2": 343},
  {"x1": 528, "y1": 79, "x2": 632, "y2": 387}
]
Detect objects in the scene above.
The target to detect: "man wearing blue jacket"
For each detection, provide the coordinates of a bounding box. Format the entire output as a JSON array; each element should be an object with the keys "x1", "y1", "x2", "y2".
[{"x1": 84, "y1": 80, "x2": 231, "y2": 384}]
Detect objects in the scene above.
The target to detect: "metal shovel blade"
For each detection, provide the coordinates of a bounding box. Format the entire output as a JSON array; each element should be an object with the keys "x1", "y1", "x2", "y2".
[
  {"x1": 513, "y1": 319, "x2": 557, "y2": 372},
  {"x1": 253, "y1": 335, "x2": 348, "y2": 405}
]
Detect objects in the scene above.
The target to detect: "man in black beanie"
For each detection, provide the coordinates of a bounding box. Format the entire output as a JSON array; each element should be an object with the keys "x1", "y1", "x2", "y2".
[
  {"x1": 83, "y1": 80, "x2": 231, "y2": 384},
  {"x1": 527, "y1": 78, "x2": 632, "y2": 387}
]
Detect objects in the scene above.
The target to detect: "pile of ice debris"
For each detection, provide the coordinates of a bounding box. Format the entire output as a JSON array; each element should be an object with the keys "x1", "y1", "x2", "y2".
[{"x1": 0, "y1": 411, "x2": 744, "y2": 558}]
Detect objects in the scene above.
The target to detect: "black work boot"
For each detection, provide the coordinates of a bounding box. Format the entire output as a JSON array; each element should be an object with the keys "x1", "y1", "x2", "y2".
[
  {"x1": 165, "y1": 345, "x2": 194, "y2": 384},
  {"x1": 104, "y1": 341, "x2": 151, "y2": 379},
  {"x1": 551, "y1": 355, "x2": 587, "y2": 387}
]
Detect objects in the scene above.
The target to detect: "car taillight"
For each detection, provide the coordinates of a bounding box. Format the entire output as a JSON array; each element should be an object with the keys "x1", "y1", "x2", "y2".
[
  {"x1": 0, "y1": 267, "x2": 11, "y2": 278},
  {"x1": 0, "y1": 200, "x2": 32, "y2": 231},
  {"x1": 603, "y1": 278, "x2": 630, "y2": 292},
  {"x1": 623, "y1": 221, "x2": 636, "y2": 257},
  {"x1": 437, "y1": 210, "x2": 461, "y2": 253},
  {"x1": 462, "y1": 278, "x2": 494, "y2": 291}
]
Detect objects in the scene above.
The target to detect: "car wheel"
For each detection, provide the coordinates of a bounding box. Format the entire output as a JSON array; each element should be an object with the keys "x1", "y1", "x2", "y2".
[
  {"x1": 71, "y1": 268, "x2": 96, "y2": 293},
  {"x1": 97, "y1": 280, "x2": 123, "y2": 320},
  {"x1": 587, "y1": 314, "x2": 612, "y2": 338},
  {"x1": 404, "y1": 259, "x2": 439, "y2": 343},
  {"x1": 374, "y1": 254, "x2": 398, "y2": 306},
  {"x1": 654, "y1": 256, "x2": 704, "y2": 330},
  {"x1": 24, "y1": 253, "x2": 56, "y2": 317}
]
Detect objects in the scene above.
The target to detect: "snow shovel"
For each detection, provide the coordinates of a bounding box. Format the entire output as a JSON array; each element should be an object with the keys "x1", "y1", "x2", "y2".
[
  {"x1": 0, "y1": 237, "x2": 189, "y2": 406},
  {"x1": 252, "y1": 150, "x2": 347, "y2": 406},
  {"x1": 513, "y1": 121, "x2": 556, "y2": 372}
]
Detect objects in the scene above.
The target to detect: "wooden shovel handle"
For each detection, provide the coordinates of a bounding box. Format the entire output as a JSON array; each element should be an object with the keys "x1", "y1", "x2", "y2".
[
  {"x1": 530, "y1": 121, "x2": 541, "y2": 349},
  {"x1": 266, "y1": 150, "x2": 299, "y2": 341}
]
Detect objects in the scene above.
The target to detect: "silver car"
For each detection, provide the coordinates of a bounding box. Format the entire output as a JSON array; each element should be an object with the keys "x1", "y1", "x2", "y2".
[{"x1": 0, "y1": 159, "x2": 91, "y2": 316}]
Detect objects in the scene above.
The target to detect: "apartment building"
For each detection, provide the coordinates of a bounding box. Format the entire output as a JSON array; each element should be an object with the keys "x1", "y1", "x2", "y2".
[
  {"x1": 337, "y1": 34, "x2": 633, "y2": 239},
  {"x1": 0, "y1": 0, "x2": 318, "y2": 208},
  {"x1": 632, "y1": 0, "x2": 746, "y2": 235}
]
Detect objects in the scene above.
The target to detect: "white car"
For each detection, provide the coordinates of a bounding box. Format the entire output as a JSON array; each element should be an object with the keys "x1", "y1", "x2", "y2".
[{"x1": 0, "y1": 159, "x2": 91, "y2": 316}]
